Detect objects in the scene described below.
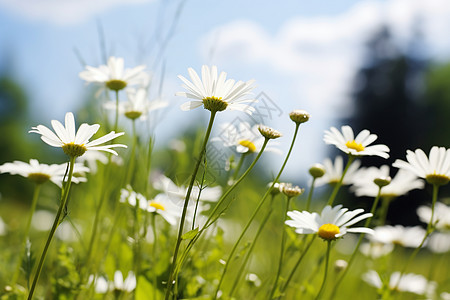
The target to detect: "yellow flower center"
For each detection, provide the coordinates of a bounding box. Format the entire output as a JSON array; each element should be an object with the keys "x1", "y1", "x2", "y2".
[
  {"x1": 62, "y1": 142, "x2": 87, "y2": 158},
  {"x1": 202, "y1": 97, "x2": 228, "y2": 112},
  {"x1": 425, "y1": 173, "x2": 450, "y2": 186},
  {"x1": 345, "y1": 140, "x2": 365, "y2": 152},
  {"x1": 28, "y1": 173, "x2": 51, "y2": 184},
  {"x1": 239, "y1": 140, "x2": 257, "y2": 152},
  {"x1": 106, "y1": 79, "x2": 127, "y2": 91},
  {"x1": 318, "y1": 223, "x2": 340, "y2": 240},
  {"x1": 150, "y1": 202, "x2": 165, "y2": 211},
  {"x1": 124, "y1": 110, "x2": 142, "y2": 120}
]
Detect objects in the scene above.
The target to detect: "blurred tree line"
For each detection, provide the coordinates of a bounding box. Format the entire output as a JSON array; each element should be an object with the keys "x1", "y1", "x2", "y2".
[{"x1": 342, "y1": 25, "x2": 450, "y2": 225}]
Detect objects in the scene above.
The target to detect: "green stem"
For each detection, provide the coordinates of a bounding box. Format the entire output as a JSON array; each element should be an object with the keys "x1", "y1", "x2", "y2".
[
  {"x1": 315, "y1": 241, "x2": 332, "y2": 300},
  {"x1": 305, "y1": 178, "x2": 316, "y2": 211},
  {"x1": 28, "y1": 157, "x2": 76, "y2": 299},
  {"x1": 152, "y1": 214, "x2": 158, "y2": 300},
  {"x1": 269, "y1": 196, "x2": 292, "y2": 299},
  {"x1": 391, "y1": 184, "x2": 439, "y2": 292},
  {"x1": 329, "y1": 187, "x2": 382, "y2": 299},
  {"x1": 280, "y1": 235, "x2": 316, "y2": 295},
  {"x1": 174, "y1": 139, "x2": 270, "y2": 276},
  {"x1": 214, "y1": 123, "x2": 302, "y2": 299},
  {"x1": 232, "y1": 152, "x2": 248, "y2": 180},
  {"x1": 377, "y1": 196, "x2": 394, "y2": 226},
  {"x1": 125, "y1": 119, "x2": 138, "y2": 185},
  {"x1": 164, "y1": 111, "x2": 217, "y2": 300},
  {"x1": 12, "y1": 184, "x2": 42, "y2": 285},
  {"x1": 326, "y1": 155, "x2": 355, "y2": 206},
  {"x1": 228, "y1": 196, "x2": 275, "y2": 297}
]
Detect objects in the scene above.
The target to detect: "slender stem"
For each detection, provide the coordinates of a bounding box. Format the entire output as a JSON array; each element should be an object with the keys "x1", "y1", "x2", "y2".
[
  {"x1": 232, "y1": 152, "x2": 248, "y2": 180},
  {"x1": 305, "y1": 178, "x2": 316, "y2": 211},
  {"x1": 228, "y1": 196, "x2": 275, "y2": 297},
  {"x1": 214, "y1": 123, "x2": 301, "y2": 299},
  {"x1": 269, "y1": 196, "x2": 292, "y2": 299},
  {"x1": 391, "y1": 184, "x2": 439, "y2": 292},
  {"x1": 126, "y1": 119, "x2": 138, "y2": 185},
  {"x1": 164, "y1": 111, "x2": 217, "y2": 300},
  {"x1": 315, "y1": 241, "x2": 332, "y2": 300},
  {"x1": 174, "y1": 139, "x2": 270, "y2": 276},
  {"x1": 329, "y1": 187, "x2": 382, "y2": 299},
  {"x1": 152, "y1": 214, "x2": 158, "y2": 300},
  {"x1": 377, "y1": 196, "x2": 394, "y2": 226},
  {"x1": 114, "y1": 90, "x2": 120, "y2": 132},
  {"x1": 280, "y1": 235, "x2": 316, "y2": 295},
  {"x1": 326, "y1": 155, "x2": 355, "y2": 206},
  {"x1": 28, "y1": 157, "x2": 76, "y2": 299},
  {"x1": 12, "y1": 184, "x2": 42, "y2": 285}
]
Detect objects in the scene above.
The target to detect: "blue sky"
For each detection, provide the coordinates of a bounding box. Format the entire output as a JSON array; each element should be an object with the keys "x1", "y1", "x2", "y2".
[{"x1": 1, "y1": 0, "x2": 449, "y2": 180}]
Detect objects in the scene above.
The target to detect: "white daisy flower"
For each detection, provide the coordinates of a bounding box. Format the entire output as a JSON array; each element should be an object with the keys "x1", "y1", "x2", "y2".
[
  {"x1": 315, "y1": 156, "x2": 361, "y2": 187},
  {"x1": 89, "y1": 271, "x2": 136, "y2": 294},
  {"x1": 119, "y1": 186, "x2": 188, "y2": 225},
  {"x1": 285, "y1": 205, "x2": 373, "y2": 241},
  {"x1": 427, "y1": 232, "x2": 450, "y2": 253},
  {"x1": 369, "y1": 225, "x2": 426, "y2": 248},
  {"x1": 152, "y1": 173, "x2": 222, "y2": 205},
  {"x1": 393, "y1": 146, "x2": 450, "y2": 186},
  {"x1": 79, "y1": 56, "x2": 147, "y2": 91},
  {"x1": 29, "y1": 112, "x2": 126, "y2": 158},
  {"x1": 324, "y1": 125, "x2": 390, "y2": 158},
  {"x1": 176, "y1": 65, "x2": 257, "y2": 114},
  {"x1": 0, "y1": 159, "x2": 89, "y2": 186},
  {"x1": 104, "y1": 88, "x2": 168, "y2": 121},
  {"x1": 363, "y1": 270, "x2": 437, "y2": 297},
  {"x1": 351, "y1": 165, "x2": 424, "y2": 198},
  {"x1": 212, "y1": 122, "x2": 281, "y2": 154},
  {"x1": 417, "y1": 202, "x2": 450, "y2": 231},
  {"x1": 360, "y1": 242, "x2": 394, "y2": 259}
]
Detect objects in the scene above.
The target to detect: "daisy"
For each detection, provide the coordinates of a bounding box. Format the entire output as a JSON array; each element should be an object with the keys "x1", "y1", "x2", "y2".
[
  {"x1": 79, "y1": 56, "x2": 147, "y2": 92},
  {"x1": 89, "y1": 271, "x2": 136, "y2": 294},
  {"x1": 368, "y1": 225, "x2": 426, "y2": 248},
  {"x1": 360, "y1": 242, "x2": 394, "y2": 259},
  {"x1": 324, "y1": 125, "x2": 390, "y2": 158},
  {"x1": 417, "y1": 202, "x2": 450, "y2": 230},
  {"x1": 176, "y1": 65, "x2": 257, "y2": 114},
  {"x1": 315, "y1": 156, "x2": 361, "y2": 187},
  {"x1": 0, "y1": 159, "x2": 89, "y2": 186},
  {"x1": 351, "y1": 166, "x2": 424, "y2": 198},
  {"x1": 212, "y1": 122, "x2": 281, "y2": 154},
  {"x1": 363, "y1": 270, "x2": 437, "y2": 297},
  {"x1": 427, "y1": 232, "x2": 450, "y2": 253},
  {"x1": 29, "y1": 112, "x2": 126, "y2": 158},
  {"x1": 285, "y1": 205, "x2": 373, "y2": 241},
  {"x1": 393, "y1": 146, "x2": 450, "y2": 186},
  {"x1": 119, "y1": 186, "x2": 188, "y2": 225},
  {"x1": 104, "y1": 88, "x2": 168, "y2": 121}
]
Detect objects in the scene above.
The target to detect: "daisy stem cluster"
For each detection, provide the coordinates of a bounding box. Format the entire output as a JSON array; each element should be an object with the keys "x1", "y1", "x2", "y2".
[
  {"x1": 214, "y1": 122, "x2": 301, "y2": 299},
  {"x1": 28, "y1": 157, "x2": 76, "y2": 300},
  {"x1": 228, "y1": 196, "x2": 275, "y2": 297},
  {"x1": 174, "y1": 138, "x2": 270, "y2": 277},
  {"x1": 315, "y1": 241, "x2": 332, "y2": 300},
  {"x1": 269, "y1": 195, "x2": 293, "y2": 299},
  {"x1": 165, "y1": 111, "x2": 217, "y2": 300},
  {"x1": 391, "y1": 184, "x2": 439, "y2": 293},
  {"x1": 329, "y1": 187, "x2": 383, "y2": 298}
]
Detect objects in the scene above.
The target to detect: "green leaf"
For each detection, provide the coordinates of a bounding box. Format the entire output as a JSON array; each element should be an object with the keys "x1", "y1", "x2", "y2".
[{"x1": 181, "y1": 227, "x2": 198, "y2": 240}]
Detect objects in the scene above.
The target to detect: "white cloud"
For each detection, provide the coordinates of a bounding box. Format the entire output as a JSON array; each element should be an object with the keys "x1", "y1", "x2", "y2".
[
  {"x1": 201, "y1": 0, "x2": 450, "y2": 118},
  {"x1": 0, "y1": 0, "x2": 153, "y2": 25}
]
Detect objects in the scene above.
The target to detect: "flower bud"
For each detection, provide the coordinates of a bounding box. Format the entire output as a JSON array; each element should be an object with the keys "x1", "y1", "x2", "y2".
[
  {"x1": 309, "y1": 163, "x2": 326, "y2": 178},
  {"x1": 289, "y1": 110, "x2": 310, "y2": 124}
]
